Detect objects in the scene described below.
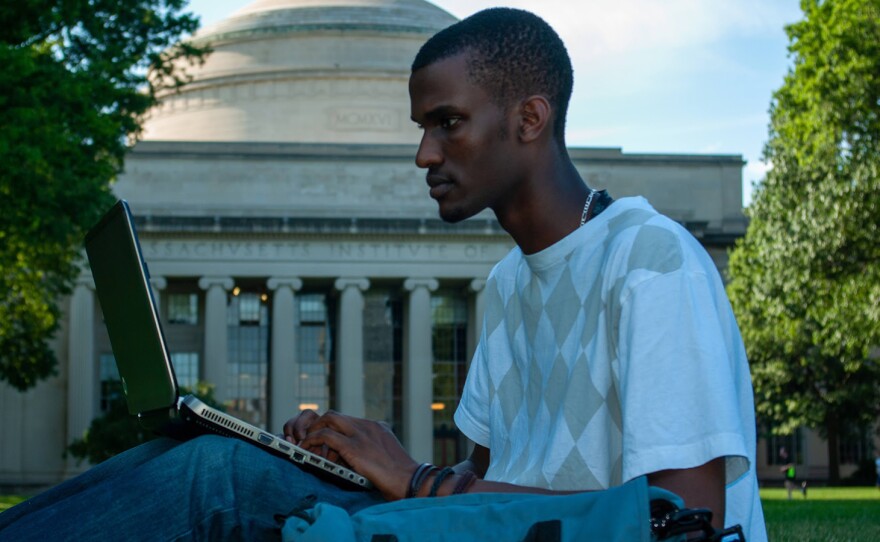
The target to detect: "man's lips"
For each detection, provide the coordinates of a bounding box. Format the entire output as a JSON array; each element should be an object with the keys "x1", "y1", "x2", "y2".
[{"x1": 426, "y1": 174, "x2": 454, "y2": 199}]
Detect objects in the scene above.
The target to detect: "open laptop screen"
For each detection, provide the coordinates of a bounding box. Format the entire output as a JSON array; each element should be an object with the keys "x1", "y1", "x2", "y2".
[{"x1": 85, "y1": 200, "x2": 178, "y2": 415}]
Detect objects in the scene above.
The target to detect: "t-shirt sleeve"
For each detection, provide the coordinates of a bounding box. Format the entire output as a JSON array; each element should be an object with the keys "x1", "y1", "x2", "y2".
[
  {"x1": 454, "y1": 335, "x2": 491, "y2": 448},
  {"x1": 617, "y1": 267, "x2": 751, "y2": 485}
]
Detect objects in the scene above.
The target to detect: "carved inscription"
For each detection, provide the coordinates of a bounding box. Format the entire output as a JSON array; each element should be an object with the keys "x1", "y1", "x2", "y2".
[
  {"x1": 328, "y1": 242, "x2": 493, "y2": 261},
  {"x1": 330, "y1": 243, "x2": 448, "y2": 260},
  {"x1": 142, "y1": 240, "x2": 499, "y2": 263},
  {"x1": 144, "y1": 241, "x2": 312, "y2": 260},
  {"x1": 329, "y1": 108, "x2": 398, "y2": 131}
]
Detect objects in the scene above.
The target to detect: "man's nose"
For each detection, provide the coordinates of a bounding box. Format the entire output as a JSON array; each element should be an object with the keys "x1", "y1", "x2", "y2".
[{"x1": 415, "y1": 132, "x2": 442, "y2": 169}]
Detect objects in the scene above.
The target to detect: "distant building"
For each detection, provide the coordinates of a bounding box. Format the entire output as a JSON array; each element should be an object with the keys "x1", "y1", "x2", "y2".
[{"x1": 7, "y1": 0, "x2": 856, "y2": 490}]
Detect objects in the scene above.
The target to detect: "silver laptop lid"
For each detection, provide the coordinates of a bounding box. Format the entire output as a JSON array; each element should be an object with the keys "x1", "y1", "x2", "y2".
[{"x1": 85, "y1": 200, "x2": 178, "y2": 415}]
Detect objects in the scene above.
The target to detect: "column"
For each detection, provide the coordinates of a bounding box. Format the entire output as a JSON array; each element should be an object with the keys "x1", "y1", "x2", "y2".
[
  {"x1": 149, "y1": 276, "x2": 167, "y2": 316},
  {"x1": 334, "y1": 278, "x2": 370, "y2": 418},
  {"x1": 403, "y1": 278, "x2": 438, "y2": 462},
  {"x1": 467, "y1": 278, "x2": 487, "y2": 367},
  {"x1": 267, "y1": 277, "x2": 303, "y2": 431},
  {"x1": 67, "y1": 275, "x2": 96, "y2": 472},
  {"x1": 198, "y1": 276, "x2": 234, "y2": 404}
]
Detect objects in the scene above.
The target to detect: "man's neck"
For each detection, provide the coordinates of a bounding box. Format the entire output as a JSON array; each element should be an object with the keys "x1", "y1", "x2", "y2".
[{"x1": 495, "y1": 156, "x2": 592, "y2": 255}]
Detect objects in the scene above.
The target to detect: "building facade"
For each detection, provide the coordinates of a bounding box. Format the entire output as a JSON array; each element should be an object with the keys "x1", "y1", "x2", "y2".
[{"x1": 6, "y1": 0, "x2": 864, "y2": 490}]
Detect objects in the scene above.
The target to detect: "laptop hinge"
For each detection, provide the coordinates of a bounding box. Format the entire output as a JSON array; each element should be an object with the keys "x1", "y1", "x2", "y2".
[{"x1": 138, "y1": 406, "x2": 185, "y2": 437}]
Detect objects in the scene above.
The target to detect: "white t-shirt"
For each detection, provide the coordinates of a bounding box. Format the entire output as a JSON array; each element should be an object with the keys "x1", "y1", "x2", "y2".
[{"x1": 455, "y1": 196, "x2": 767, "y2": 541}]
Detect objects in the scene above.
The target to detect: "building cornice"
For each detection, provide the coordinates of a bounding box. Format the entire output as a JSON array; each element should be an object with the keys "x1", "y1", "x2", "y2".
[
  {"x1": 128, "y1": 140, "x2": 745, "y2": 166},
  {"x1": 133, "y1": 214, "x2": 741, "y2": 247}
]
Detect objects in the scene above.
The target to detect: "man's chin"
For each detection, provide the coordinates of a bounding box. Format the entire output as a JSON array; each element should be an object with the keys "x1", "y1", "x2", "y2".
[{"x1": 437, "y1": 206, "x2": 474, "y2": 224}]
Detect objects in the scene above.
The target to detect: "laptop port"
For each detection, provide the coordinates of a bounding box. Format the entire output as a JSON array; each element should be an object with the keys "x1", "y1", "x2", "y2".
[
  {"x1": 258, "y1": 433, "x2": 274, "y2": 445},
  {"x1": 277, "y1": 442, "x2": 290, "y2": 452},
  {"x1": 293, "y1": 452, "x2": 305, "y2": 463}
]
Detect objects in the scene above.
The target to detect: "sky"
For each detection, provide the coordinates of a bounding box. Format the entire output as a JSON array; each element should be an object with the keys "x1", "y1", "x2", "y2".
[{"x1": 185, "y1": 0, "x2": 805, "y2": 206}]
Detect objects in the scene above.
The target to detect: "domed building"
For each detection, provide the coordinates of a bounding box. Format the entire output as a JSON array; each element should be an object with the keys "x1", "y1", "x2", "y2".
[
  {"x1": 145, "y1": 0, "x2": 455, "y2": 145},
  {"x1": 1, "y1": 0, "x2": 755, "y2": 488}
]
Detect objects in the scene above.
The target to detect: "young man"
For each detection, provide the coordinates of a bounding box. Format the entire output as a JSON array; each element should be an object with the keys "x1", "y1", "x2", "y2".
[
  {"x1": 289, "y1": 7, "x2": 766, "y2": 540},
  {"x1": 0, "y1": 8, "x2": 766, "y2": 541}
]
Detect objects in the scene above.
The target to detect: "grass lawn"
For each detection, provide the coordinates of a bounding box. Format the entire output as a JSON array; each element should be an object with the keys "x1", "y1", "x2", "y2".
[
  {"x1": 2, "y1": 487, "x2": 879, "y2": 539},
  {"x1": 760, "y1": 486, "x2": 880, "y2": 541},
  {"x1": 0, "y1": 495, "x2": 26, "y2": 513}
]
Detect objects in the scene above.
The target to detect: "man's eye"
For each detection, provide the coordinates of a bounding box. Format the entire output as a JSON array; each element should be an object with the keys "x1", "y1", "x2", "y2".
[{"x1": 441, "y1": 117, "x2": 461, "y2": 129}]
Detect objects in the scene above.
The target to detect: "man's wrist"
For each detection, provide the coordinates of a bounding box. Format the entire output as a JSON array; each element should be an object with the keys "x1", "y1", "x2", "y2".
[
  {"x1": 407, "y1": 464, "x2": 478, "y2": 498},
  {"x1": 407, "y1": 463, "x2": 438, "y2": 498}
]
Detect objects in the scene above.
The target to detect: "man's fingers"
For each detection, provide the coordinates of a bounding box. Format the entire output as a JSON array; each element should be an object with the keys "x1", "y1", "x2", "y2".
[
  {"x1": 321, "y1": 444, "x2": 344, "y2": 465},
  {"x1": 282, "y1": 409, "x2": 319, "y2": 442},
  {"x1": 295, "y1": 413, "x2": 399, "y2": 474},
  {"x1": 305, "y1": 410, "x2": 354, "y2": 437},
  {"x1": 300, "y1": 427, "x2": 352, "y2": 463}
]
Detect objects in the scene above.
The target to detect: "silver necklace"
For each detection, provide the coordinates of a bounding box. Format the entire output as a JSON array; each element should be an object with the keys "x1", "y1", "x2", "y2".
[{"x1": 579, "y1": 189, "x2": 598, "y2": 227}]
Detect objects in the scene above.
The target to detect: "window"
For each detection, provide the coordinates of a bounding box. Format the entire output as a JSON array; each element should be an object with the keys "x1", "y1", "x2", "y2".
[
  {"x1": 170, "y1": 352, "x2": 200, "y2": 390},
  {"x1": 162, "y1": 284, "x2": 203, "y2": 389},
  {"x1": 297, "y1": 293, "x2": 334, "y2": 413},
  {"x1": 167, "y1": 293, "x2": 199, "y2": 324},
  {"x1": 99, "y1": 353, "x2": 121, "y2": 412},
  {"x1": 363, "y1": 290, "x2": 403, "y2": 435},
  {"x1": 237, "y1": 292, "x2": 262, "y2": 324},
  {"x1": 839, "y1": 424, "x2": 873, "y2": 465},
  {"x1": 765, "y1": 428, "x2": 804, "y2": 466},
  {"x1": 431, "y1": 291, "x2": 469, "y2": 466},
  {"x1": 227, "y1": 290, "x2": 270, "y2": 427}
]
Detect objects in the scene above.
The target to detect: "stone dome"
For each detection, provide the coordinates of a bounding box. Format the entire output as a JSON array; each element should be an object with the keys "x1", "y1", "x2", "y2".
[{"x1": 142, "y1": 0, "x2": 457, "y2": 144}]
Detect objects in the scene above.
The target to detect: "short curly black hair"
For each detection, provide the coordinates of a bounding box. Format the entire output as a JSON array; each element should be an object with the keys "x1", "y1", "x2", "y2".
[{"x1": 412, "y1": 8, "x2": 574, "y2": 144}]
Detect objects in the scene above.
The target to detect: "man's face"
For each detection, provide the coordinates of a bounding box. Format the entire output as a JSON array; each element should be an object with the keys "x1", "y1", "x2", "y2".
[{"x1": 409, "y1": 53, "x2": 519, "y2": 223}]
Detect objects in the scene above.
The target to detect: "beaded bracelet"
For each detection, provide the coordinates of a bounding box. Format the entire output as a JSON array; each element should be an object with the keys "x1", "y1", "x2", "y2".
[
  {"x1": 451, "y1": 471, "x2": 477, "y2": 495},
  {"x1": 407, "y1": 463, "x2": 437, "y2": 498},
  {"x1": 428, "y1": 467, "x2": 455, "y2": 497}
]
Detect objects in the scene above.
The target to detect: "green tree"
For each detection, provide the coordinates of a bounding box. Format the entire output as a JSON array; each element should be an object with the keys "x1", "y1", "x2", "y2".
[
  {"x1": 0, "y1": 1, "x2": 207, "y2": 390},
  {"x1": 727, "y1": 0, "x2": 880, "y2": 483},
  {"x1": 66, "y1": 382, "x2": 224, "y2": 464}
]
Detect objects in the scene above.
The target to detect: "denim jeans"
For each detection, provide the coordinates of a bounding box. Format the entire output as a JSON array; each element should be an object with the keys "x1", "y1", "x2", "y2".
[{"x1": 0, "y1": 435, "x2": 384, "y2": 541}]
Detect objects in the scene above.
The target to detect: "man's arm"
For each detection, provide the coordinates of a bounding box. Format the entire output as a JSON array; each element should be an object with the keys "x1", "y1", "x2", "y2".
[
  {"x1": 291, "y1": 411, "x2": 727, "y2": 528},
  {"x1": 452, "y1": 444, "x2": 488, "y2": 477},
  {"x1": 456, "y1": 444, "x2": 726, "y2": 529},
  {"x1": 288, "y1": 412, "x2": 570, "y2": 498},
  {"x1": 647, "y1": 458, "x2": 726, "y2": 530}
]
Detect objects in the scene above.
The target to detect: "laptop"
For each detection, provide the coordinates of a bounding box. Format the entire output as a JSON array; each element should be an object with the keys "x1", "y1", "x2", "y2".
[{"x1": 84, "y1": 199, "x2": 373, "y2": 490}]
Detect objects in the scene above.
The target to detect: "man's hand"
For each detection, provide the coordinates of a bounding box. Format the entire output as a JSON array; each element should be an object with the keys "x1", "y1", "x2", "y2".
[
  {"x1": 282, "y1": 409, "x2": 320, "y2": 447},
  {"x1": 283, "y1": 410, "x2": 419, "y2": 501}
]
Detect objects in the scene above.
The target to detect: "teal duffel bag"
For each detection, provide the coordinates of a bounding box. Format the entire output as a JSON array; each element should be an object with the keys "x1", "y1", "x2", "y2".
[{"x1": 281, "y1": 476, "x2": 745, "y2": 542}]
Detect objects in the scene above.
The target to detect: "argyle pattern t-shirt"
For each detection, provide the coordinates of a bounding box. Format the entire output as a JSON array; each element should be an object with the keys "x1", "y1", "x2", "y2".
[{"x1": 455, "y1": 196, "x2": 756, "y2": 495}]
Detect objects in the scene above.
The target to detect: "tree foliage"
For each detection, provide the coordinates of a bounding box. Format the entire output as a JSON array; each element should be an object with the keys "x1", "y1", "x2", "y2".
[
  {"x1": 66, "y1": 382, "x2": 223, "y2": 464},
  {"x1": 727, "y1": 0, "x2": 880, "y2": 482},
  {"x1": 0, "y1": 1, "x2": 207, "y2": 390}
]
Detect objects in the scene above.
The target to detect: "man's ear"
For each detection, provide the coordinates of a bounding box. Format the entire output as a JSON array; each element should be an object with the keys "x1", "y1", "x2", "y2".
[{"x1": 518, "y1": 95, "x2": 552, "y2": 143}]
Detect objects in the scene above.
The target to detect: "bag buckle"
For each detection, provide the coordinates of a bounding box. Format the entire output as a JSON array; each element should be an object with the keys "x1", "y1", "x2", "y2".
[{"x1": 650, "y1": 500, "x2": 746, "y2": 541}]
